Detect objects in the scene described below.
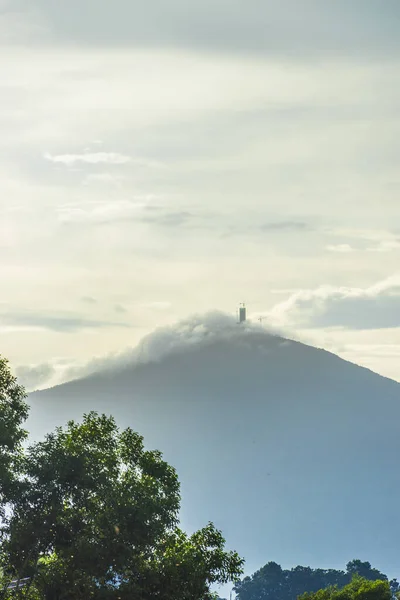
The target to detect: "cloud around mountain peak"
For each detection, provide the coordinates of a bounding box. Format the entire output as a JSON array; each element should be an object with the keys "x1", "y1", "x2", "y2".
[{"x1": 17, "y1": 311, "x2": 283, "y2": 392}]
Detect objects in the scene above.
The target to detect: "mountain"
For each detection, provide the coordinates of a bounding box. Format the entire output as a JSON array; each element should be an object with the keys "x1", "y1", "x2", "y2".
[{"x1": 28, "y1": 314, "x2": 400, "y2": 583}]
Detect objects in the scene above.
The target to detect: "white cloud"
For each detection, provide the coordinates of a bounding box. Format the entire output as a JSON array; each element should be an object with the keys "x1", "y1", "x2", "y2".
[
  {"x1": 142, "y1": 301, "x2": 172, "y2": 311},
  {"x1": 44, "y1": 151, "x2": 131, "y2": 165},
  {"x1": 106, "y1": 311, "x2": 270, "y2": 368},
  {"x1": 366, "y1": 240, "x2": 400, "y2": 253},
  {"x1": 15, "y1": 362, "x2": 56, "y2": 392},
  {"x1": 82, "y1": 173, "x2": 124, "y2": 187},
  {"x1": 0, "y1": 309, "x2": 132, "y2": 333},
  {"x1": 326, "y1": 228, "x2": 400, "y2": 253},
  {"x1": 16, "y1": 311, "x2": 279, "y2": 389},
  {"x1": 56, "y1": 199, "x2": 149, "y2": 224},
  {"x1": 266, "y1": 275, "x2": 400, "y2": 330},
  {"x1": 331, "y1": 228, "x2": 394, "y2": 242},
  {"x1": 326, "y1": 244, "x2": 354, "y2": 253}
]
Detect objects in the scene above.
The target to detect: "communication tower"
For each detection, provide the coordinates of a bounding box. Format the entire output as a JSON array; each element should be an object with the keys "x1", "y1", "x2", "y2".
[{"x1": 238, "y1": 303, "x2": 246, "y2": 324}]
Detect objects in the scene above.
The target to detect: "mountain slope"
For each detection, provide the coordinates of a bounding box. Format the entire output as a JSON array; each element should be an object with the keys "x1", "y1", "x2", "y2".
[{"x1": 28, "y1": 317, "x2": 400, "y2": 579}]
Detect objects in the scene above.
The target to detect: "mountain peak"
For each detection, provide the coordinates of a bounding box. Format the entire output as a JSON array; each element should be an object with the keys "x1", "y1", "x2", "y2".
[{"x1": 28, "y1": 314, "x2": 400, "y2": 582}]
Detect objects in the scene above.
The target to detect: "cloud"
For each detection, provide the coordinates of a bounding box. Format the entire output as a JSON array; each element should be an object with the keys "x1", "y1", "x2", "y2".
[
  {"x1": 326, "y1": 244, "x2": 354, "y2": 253},
  {"x1": 0, "y1": 311, "x2": 132, "y2": 332},
  {"x1": 114, "y1": 304, "x2": 127, "y2": 314},
  {"x1": 56, "y1": 201, "x2": 196, "y2": 229},
  {"x1": 81, "y1": 296, "x2": 97, "y2": 305},
  {"x1": 44, "y1": 151, "x2": 165, "y2": 171},
  {"x1": 26, "y1": 311, "x2": 282, "y2": 387},
  {"x1": 326, "y1": 229, "x2": 400, "y2": 253},
  {"x1": 221, "y1": 219, "x2": 314, "y2": 240},
  {"x1": 140, "y1": 210, "x2": 194, "y2": 227},
  {"x1": 15, "y1": 362, "x2": 56, "y2": 392},
  {"x1": 366, "y1": 240, "x2": 400, "y2": 253},
  {"x1": 266, "y1": 275, "x2": 400, "y2": 330},
  {"x1": 260, "y1": 221, "x2": 311, "y2": 232},
  {"x1": 82, "y1": 173, "x2": 124, "y2": 187},
  {"x1": 0, "y1": 2, "x2": 49, "y2": 45},
  {"x1": 44, "y1": 151, "x2": 132, "y2": 165},
  {"x1": 96, "y1": 311, "x2": 257, "y2": 371},
  {"x1": 142, "y1": 301, "x2": 172, "y2": 311},
  {"x1": 56, "y1": 200, "x2": 149, "y2": 225},
  {"x1": 17, "y1": 307, "x2": 400, "y2": 394},
  {"x1": 25, "y1": 0, "x2": 400, "y2": 61}
]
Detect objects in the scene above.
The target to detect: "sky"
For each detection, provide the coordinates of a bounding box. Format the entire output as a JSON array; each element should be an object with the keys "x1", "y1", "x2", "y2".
[{"x1": 1, "y1": 0, "x2": 400, "y2": 390}]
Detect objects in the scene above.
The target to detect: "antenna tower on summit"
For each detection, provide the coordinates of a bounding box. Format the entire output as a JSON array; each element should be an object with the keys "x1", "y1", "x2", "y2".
[{"x1": 238, "y1": 303, "x2": 246, "y2": 324}]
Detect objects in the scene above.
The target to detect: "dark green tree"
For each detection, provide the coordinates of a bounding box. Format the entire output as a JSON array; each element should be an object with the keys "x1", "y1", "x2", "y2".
[
  {"x1": 127, "y1": 523, "x2": 243, "y2": 600},
  {"x1": 346, "y1": 562, "x2": 386, "y2": 583},
  {"x1": 0, "y1": 356, "x2": 29, "y2": 511},
  {"x1": 234, "y1": 562, "x2": 391, "y2": 600},
  {"x1": 389, "y1": 579, "x2": 400, "y2": 598},
  {"x1": 0, "y1": 360, "x2": 243, "y2": 599}
]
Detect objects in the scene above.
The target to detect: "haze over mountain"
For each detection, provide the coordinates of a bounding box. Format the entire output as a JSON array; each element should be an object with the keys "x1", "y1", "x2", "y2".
[{"x1": 28, "y1": 313, "x2": 400, "y2": 587}]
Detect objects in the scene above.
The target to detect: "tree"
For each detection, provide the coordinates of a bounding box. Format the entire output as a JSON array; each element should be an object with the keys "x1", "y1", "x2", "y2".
[
  {"x1": 0, "y1": 366, "x2": 243, "y2": 600},
  {"x1": 299, "y1": 576, "x2": 391, "y2": 600},
  {"x1": 127, "y1": 523, "x2": 243, "y2": 600},
  {"x1": 346, "y1": 562, "x2": 387, "y2": 583},
  {"x1": 234, "y1": 562, "x2": 391, "y2": 600},
  {"x1": 0, "y1": 356, "x2": 29, "y2": 512},
  {"x1": 389, "y1": 579, "x2": 400, "y2": 598},
  {"x1": 234, "y1": 561, "x2": 293, "y2": 600}
]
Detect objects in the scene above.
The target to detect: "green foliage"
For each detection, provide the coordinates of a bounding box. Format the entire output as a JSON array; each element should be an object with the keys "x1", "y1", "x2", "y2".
[
  {"x1": 0, "y1": 356, "x2": 29, "y2": 512},
  {"x1": 346, "y1": 562, "x2": 387, "y2": 583},
  {"x1": 137, "y1": 523, "x2": 244, "y2": 599},
  {"x1": 299, "y1": 576, "x2": 391, "y2": 600},
  {"x1": 0, "y1": 361, "x2": 243, "y2": 599},
  {"x1": 4, "y1": 412, "x2": 181, "y2": 595},
  {"x1": 234, "y1": 561, "x2": 389, "y2": 600}
]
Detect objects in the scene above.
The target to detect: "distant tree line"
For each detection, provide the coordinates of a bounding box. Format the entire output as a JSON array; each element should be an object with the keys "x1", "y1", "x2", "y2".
[{"x1": 234, "y1": 559, "x2": 399, "y2": 600}]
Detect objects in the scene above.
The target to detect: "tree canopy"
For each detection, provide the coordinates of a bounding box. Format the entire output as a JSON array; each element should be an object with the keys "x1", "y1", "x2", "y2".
[
  {"x1": 234, "y1": 561, "x2": 394, "y2": 600},
  {"x1": 0, "y1": 356, "x2": 243, "y2": 599},
  {"x1": 0, "y1": 356, "x2": 29, "y2": 513},
  {"x1": 299, "y1": 576, "x2": 391, "y2": 600}
]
